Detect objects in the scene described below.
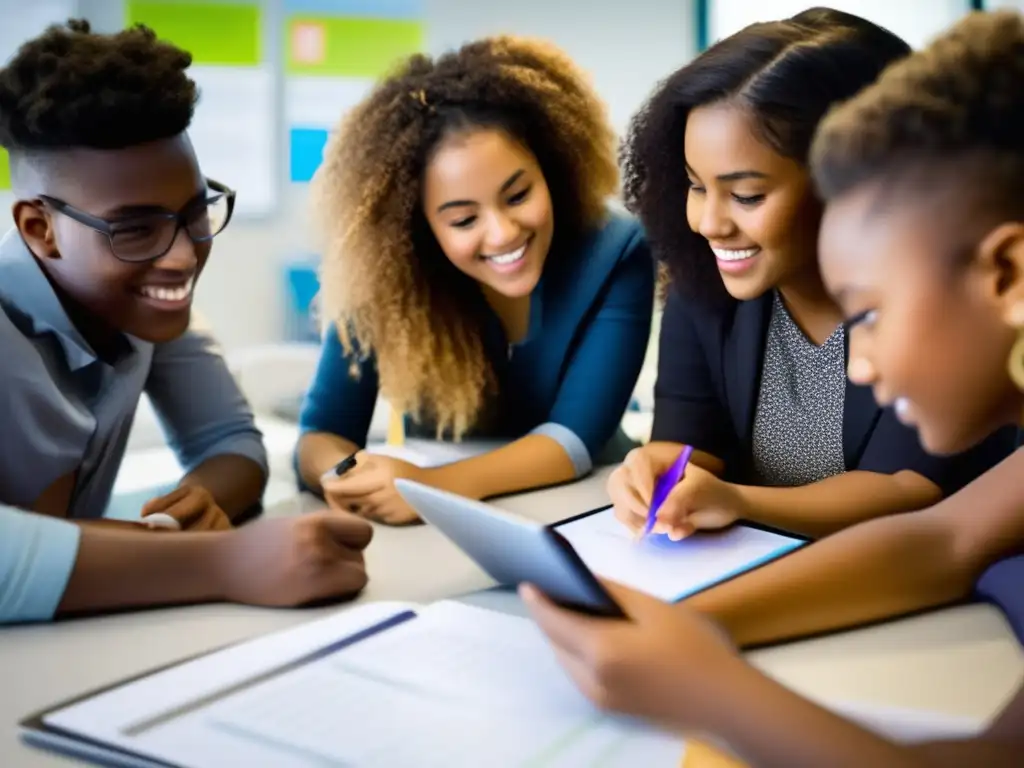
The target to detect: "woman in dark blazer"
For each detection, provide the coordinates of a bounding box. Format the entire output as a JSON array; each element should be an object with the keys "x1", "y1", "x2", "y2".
[{"x1": 609, "y1": 8, "x2": 1016, "y2": 540}]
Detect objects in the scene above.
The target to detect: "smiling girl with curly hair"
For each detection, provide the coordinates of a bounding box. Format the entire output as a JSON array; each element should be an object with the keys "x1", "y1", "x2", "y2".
[{"x1": 296, "y1": 36, "x2": 654, "y2": 524}]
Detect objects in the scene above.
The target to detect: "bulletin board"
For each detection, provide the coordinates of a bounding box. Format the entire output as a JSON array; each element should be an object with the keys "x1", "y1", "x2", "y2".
[
  {"x1": 284, "y1": 0, "x2": 424, "y2": 183},
  {"x1": 125, "y1": 0, "x2": 277, "y2": 218},
  {"x1": 699, "y1": 0, "x2": 976, "y2": 51},
  {"x1": 0, "y1": 0, "x2": 427, "y2": 216}
]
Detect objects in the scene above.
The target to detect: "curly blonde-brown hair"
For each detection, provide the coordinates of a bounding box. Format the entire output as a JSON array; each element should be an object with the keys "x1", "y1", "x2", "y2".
[{"x1": 312, "y1": 36, "x2": 618, "y2": 439}]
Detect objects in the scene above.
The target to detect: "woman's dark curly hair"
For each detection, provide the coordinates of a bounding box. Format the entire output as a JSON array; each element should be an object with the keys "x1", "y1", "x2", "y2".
[
  {"x1": 812, "y1": 10, "x2": 1024, "y2": 235},
  {"x1": 0, "y1": 19, "x2": 196, "y2": 158},
  {"x1": 313, "y1": 36, "x2": 618, "y2": 439},
  {"x1": 621, "y1": 7, "x2": 909, "y2": 303}
]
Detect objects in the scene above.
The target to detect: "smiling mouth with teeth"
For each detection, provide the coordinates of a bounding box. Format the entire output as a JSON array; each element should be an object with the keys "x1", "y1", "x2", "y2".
[
  {"x1": 711, "y1": 247, "x2": 760, "y2": 262},
  {"x1": 138, "y1": 276, "x2": 195, "y2": 304},
  {"x1": 482, "y1": 241, "x2": 528, "y2": 265}
]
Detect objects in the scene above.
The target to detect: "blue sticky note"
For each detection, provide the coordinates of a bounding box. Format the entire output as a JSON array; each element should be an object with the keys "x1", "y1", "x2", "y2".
[{"x1": 290, "y1": 127, "x2": 330, "y2": 183}]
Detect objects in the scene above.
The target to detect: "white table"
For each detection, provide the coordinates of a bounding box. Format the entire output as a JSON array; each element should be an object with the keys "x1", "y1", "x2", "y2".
[{"x1": 3, "y1": 470, "x2": 1022, "y2": 766}]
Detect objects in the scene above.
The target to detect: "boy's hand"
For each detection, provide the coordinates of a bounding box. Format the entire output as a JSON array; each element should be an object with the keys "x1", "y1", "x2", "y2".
[
  {"x1": 142, "y1": 486, "x2": 232, "y2": 531},
  {"x1": 215, "y1": 512, "x2": 373, "y2": 606}
]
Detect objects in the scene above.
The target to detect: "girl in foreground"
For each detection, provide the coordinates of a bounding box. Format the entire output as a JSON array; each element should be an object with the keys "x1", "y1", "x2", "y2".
[
  {"x1": 524, "y1": 10, "x2": 1024, "y2": 765},
  {"x1": 608, "y1": 8, "x2": 1013, "y2": 541},
  {"x1": 297, "y1": 37, "x2": 654, "y2": 525}
]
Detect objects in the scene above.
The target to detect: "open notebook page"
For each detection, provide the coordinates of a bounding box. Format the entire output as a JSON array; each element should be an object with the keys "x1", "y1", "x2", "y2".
[
  {"x1": 555, "y1": 509, "x2": 806, "y2": 602},
  {"x1": 42, "y1": 601, "x2": 682, "y2": 767}
]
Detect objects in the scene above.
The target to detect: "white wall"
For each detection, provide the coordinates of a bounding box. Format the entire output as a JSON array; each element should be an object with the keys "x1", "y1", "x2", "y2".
[
  {"x1": 709, "y1": 0, "x2": 972, "y2": 51},
  {"x1": 426, "y1": 0, "x2": 694, "y2": 136},
  {"x1": 192, "y1": 0, "x2": 697, "y2": 350}
]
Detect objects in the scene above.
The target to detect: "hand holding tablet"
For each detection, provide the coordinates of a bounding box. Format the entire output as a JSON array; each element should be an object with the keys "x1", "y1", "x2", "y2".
[{"x1": 395, "y1": 480, "x2": 627, "y2": 618}]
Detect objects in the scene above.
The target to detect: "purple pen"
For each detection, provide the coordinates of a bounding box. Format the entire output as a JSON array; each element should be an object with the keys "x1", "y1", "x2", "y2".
[{"x1": 640, "y1": 444, "x2": 694, "y2": 539}]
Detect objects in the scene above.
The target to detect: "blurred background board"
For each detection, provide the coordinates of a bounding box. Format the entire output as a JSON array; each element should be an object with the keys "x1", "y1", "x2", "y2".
[
  {"x1": 0, "y1": 0, "x2": 79, "y2": 201},
  {"x1": 284, "y1": 0, "x2": 424, "y2": 184},
  {"x1": 126, "y1": 0, "x2": 277, "y2": 218}
]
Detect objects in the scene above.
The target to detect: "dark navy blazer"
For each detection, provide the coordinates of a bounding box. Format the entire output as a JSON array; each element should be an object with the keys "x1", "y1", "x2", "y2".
[{"x1": 651, "y1": 288, "x2": 1016, "y2": 496}]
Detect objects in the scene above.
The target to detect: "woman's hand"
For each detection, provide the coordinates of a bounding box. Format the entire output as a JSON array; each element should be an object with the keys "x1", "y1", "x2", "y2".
[
  {"x1": 608, "y1": 447, "x2": 746, "y2": 539},
  {"x1": 321, "y1": 453, "x2": 425, "y2": 526}
]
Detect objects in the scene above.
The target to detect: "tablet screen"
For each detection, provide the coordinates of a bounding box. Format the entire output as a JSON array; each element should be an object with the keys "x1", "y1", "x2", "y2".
[{"x1": 554, "y1": 508, "x2": 807, "y2": 602}]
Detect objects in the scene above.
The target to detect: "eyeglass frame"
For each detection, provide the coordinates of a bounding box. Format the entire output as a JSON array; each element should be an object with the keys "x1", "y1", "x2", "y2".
[{"x1": 37, "y1": 178, "x2": 237, "y2": 264}]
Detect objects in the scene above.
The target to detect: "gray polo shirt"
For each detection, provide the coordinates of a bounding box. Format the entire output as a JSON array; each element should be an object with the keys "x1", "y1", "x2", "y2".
[{"x1": 0, "y1": 229, "x2": 267, "y2": 518}]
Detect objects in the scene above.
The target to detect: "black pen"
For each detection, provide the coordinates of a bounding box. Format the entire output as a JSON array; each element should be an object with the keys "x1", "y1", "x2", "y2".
[{"x1": 320, "y1": 452, "x2": 359, "y2": 483}]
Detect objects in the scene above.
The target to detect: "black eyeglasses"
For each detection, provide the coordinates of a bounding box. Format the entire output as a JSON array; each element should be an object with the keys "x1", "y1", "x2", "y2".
[{"x1": 38, "y1": 179, "x2": 236, "y2": 263}]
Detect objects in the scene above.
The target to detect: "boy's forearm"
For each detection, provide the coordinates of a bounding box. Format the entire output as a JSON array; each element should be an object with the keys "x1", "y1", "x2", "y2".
[
  {"x1": 57, "y1": 526, "x2": 229, "y2": 616},
  {"x1": 181, "y1": 454, "x2": 266, "y2": 520}
]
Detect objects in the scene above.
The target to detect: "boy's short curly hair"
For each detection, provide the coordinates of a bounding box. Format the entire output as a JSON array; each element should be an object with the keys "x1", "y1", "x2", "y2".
[
  {"x1": 811, "y1": 10, "x2": 1024, "y2": 231},
  {"x1": 314, "y1": 35, "x2": 618, "y2": 440},
  {"x1": 0, "y1": 18, "x2": 197, "y2": 155}
]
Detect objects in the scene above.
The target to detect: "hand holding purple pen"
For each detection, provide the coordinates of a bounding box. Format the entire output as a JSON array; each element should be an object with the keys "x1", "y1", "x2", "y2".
[{"x1": 637, "y1": 445, "x2": 694, "y2": 541}]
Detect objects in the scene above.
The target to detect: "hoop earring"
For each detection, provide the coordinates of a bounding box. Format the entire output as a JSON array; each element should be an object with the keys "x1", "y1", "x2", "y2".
[
  {"x1": 1010, "y1": 329, "x2": 1024, "y2": 390},
  {"x1": 1007, "y1": 302, "x2": 1024, "y2": 390}
]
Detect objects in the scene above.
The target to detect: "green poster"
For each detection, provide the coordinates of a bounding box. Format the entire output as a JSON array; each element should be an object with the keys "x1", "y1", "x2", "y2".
[
  {"x1": 0, "y1": 149, "x2": 10, "y2": 191},
  {"x1": 286, "y1": 16, "x2": 422, "y2": 77},
  {"x1": 126, "y1": 1, "x2": 262, "y2": 66}
]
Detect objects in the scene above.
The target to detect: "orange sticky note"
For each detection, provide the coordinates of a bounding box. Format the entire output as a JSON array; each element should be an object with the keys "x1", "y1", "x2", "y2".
[
  {"x1": 681, "y1": 739, "x2": 748, "y2": 768},
  {"x1": 291, "y1": 22, "x2": 325, "y2": 65}
]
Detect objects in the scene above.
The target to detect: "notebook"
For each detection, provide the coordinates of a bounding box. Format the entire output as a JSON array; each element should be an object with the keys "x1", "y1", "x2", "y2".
[
  {"x1": 21, "y1": 601, "x2": 684, "y2": 767},
  {"x1": 553, "y1": 508, "x2": 807, "y2": 602}
]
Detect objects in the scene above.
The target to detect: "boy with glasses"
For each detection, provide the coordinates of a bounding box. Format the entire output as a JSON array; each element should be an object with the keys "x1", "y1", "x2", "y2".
[{"x1": 0, "y1": 19, "x2": 264, "y2": 530}]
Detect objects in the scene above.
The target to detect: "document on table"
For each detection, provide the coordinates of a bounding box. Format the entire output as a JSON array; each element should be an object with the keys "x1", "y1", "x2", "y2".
[
  {"x1": 829, "y1": 700, "x2": 981, "y2": 742},
  {"x1": 367, "y1": 438, "x2": 508, "y2": 467},
  {"x1": 680, "y1": 701, "x2": 982, "y2": 767},
  {"x1": 25, "y1": 601, "x2": 683, "y2": 767},
  {"x1": 555, "y1": 508, "x2": 807, "y2": 602}
]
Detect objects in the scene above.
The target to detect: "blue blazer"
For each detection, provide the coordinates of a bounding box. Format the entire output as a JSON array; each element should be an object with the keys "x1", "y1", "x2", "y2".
[
  {"x1": 299, "y1": 209, "x2": 655, "y2": 477},
  {"x1": 652, "y1": 289, "x2": 1016, "y2": 496}
]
